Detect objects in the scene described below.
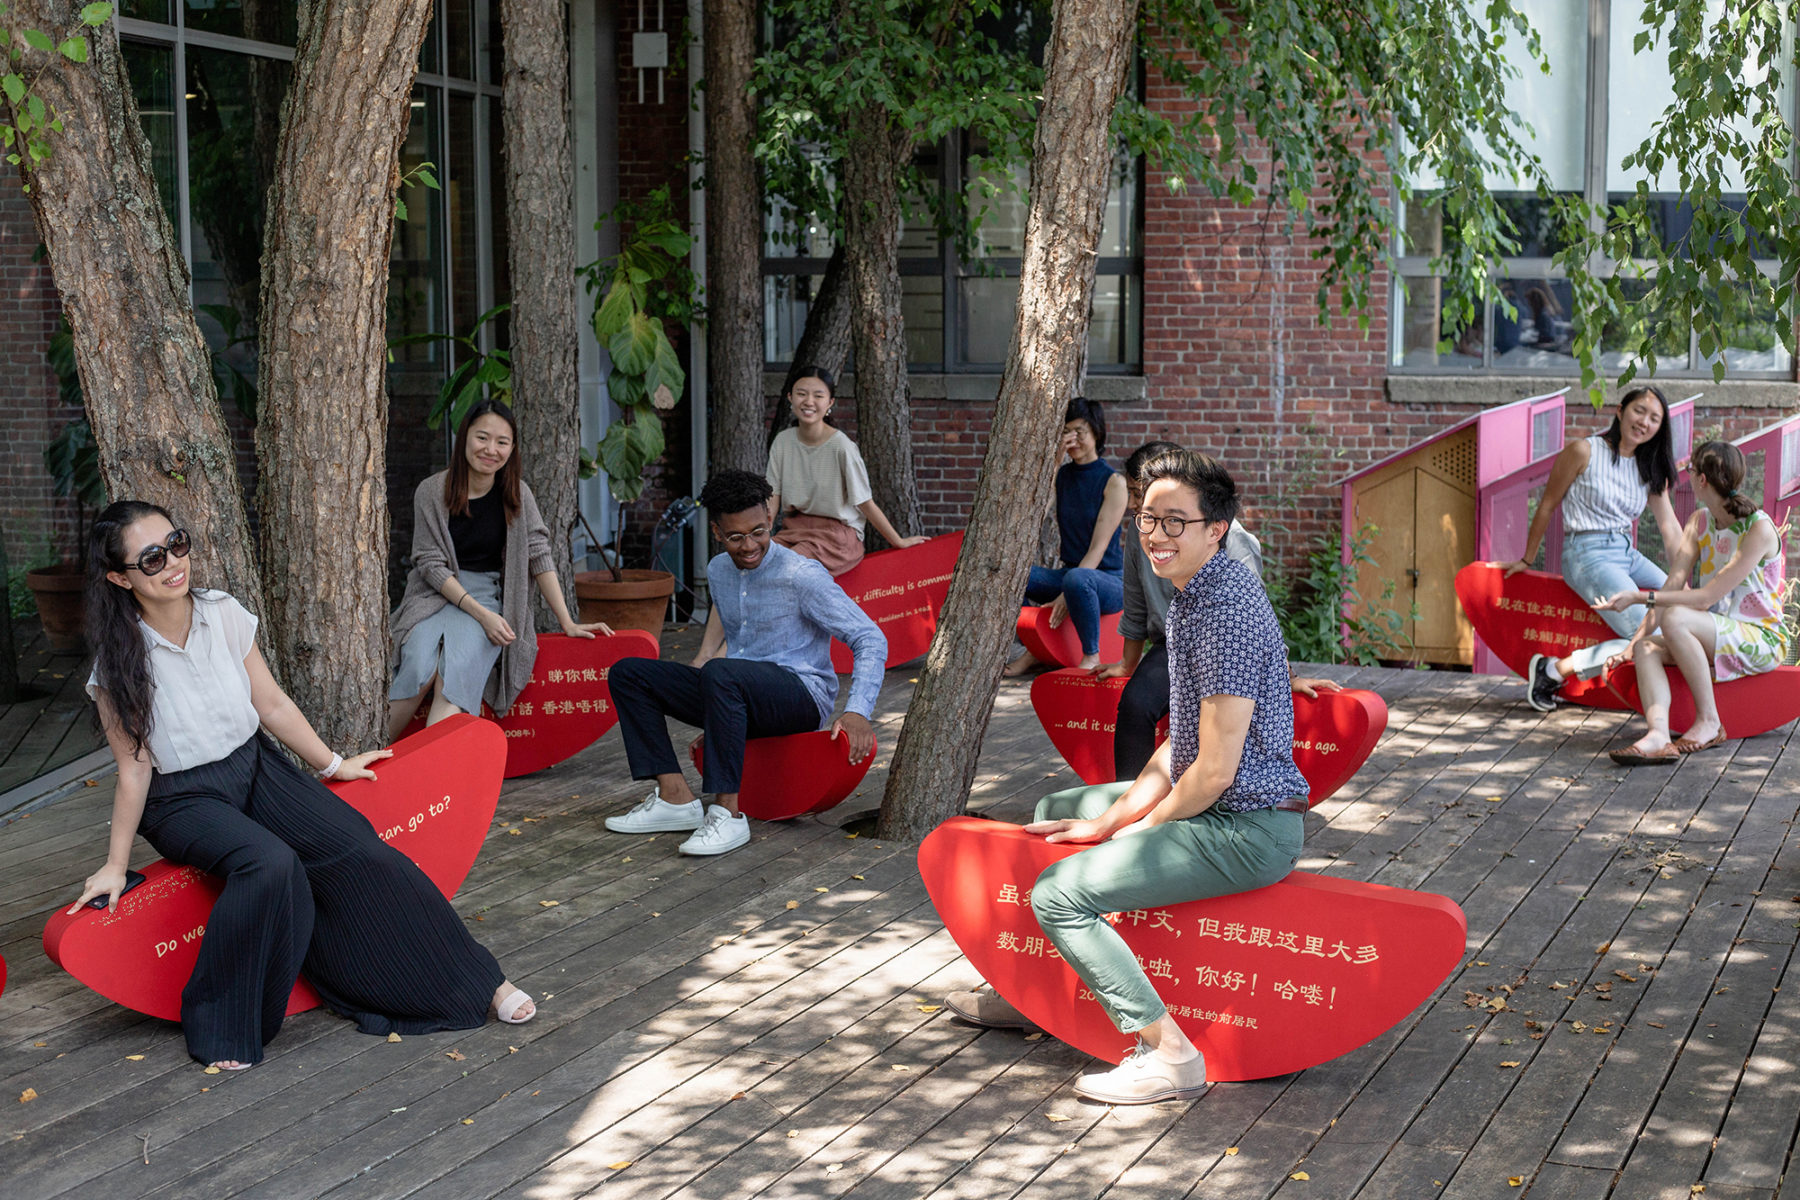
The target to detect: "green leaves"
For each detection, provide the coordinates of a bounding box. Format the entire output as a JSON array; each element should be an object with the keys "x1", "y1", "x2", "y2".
[{"x1": 580, "y1": 185, "x2": 696, "y2": 507}]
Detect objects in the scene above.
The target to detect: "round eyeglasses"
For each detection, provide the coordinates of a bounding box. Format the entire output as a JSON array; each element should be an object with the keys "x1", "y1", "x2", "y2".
[
  {"x1": 125, "y1": 529, "x2": 193, "y2": 576},
  {"x1": 1133, "y1": 511, "x2": 1203, "y2": 539}
]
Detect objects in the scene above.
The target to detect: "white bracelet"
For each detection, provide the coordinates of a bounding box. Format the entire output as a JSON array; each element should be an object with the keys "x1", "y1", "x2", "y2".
[{"x1": 317, "y1": 752, "x2": 343, "y2": 781}]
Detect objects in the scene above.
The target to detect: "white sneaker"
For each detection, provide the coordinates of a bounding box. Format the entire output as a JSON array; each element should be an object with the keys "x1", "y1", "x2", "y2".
[
  {"x1": 678, "y1": 805, "x2": 750, "y2": 856},
  {"x1": 605, "y1": 787, "x2": 703, "y2": 834},
  {"x1": 1073, "y1": 1041, "x2": 1208, "y2": 1105}
]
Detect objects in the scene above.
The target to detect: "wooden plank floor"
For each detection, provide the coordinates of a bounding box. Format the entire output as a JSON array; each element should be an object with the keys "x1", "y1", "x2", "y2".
[
  {"x1": 0, "y1": 620, "x2": 101, "y2": 795},
  {"x1": 2, "y1": 647, "x2": 1797, "y2": 1200}
]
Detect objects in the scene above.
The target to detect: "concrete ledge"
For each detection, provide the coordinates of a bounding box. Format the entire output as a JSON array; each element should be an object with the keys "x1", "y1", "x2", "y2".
[
  {"x1": 762, "y1": 371, "x2": 1148, "y2": 404},
  {"x1": 1386, "y1": 373, "x2": 1800, "y2": 410}
]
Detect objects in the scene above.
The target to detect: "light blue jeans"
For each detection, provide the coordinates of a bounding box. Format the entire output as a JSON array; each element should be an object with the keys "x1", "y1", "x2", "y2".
[{"x1": 1559, "y1": 530, "x2": 1666, "y2": 678}]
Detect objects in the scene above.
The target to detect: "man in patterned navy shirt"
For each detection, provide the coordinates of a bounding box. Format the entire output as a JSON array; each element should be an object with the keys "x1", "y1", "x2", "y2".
[{"x1": 948, "y1": 450, "x2": 1308, "y2": 1103}]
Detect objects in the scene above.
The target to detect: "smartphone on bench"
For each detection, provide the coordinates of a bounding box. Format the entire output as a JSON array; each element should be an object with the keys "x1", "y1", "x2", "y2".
[{"x1": 86, "y1": 869, "x2": 148, "y2": 910}]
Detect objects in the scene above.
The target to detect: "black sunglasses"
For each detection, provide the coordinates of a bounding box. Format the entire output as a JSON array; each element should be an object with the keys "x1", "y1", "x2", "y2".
[{"x1": 125, "y1": 529, "x2": 193, "y2": 576}]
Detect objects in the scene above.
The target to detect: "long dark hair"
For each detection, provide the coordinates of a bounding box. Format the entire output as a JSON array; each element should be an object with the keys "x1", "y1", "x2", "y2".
[
  {"x1": 1600, "y1": 385, "x2": 1677, "y2": 496},
  {"x1": 444, "y1": 399, "x2": 522, "y2": 521},
  {"x1": 1691, "y1": 441, "x2": 1759, "y2": 520},
  {"x1": 85, "y1": 500, "x2": 175, "y2": 756}
]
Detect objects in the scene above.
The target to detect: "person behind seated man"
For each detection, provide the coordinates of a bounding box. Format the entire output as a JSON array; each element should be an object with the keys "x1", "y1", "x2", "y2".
[
  {"x1": 604, "y1": 470, "x2": 887, "y2": 856},
  {"x1": 948, "y1": 450, "x2": 1310, "y2": 1104},
  {"x1": 1095, "y1": 439, "x2": 1338, "y2": 780}
]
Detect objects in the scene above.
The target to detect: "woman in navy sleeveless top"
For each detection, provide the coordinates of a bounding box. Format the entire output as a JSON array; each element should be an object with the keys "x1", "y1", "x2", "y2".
[{"x1": 1005, "y1": 398, "x2": 1128, "y2": 675}]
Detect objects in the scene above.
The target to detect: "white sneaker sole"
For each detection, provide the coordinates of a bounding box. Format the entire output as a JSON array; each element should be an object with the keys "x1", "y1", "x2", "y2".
[
  {"x1": 1073, "y1": 1079, "x2": 1208, "y2": 1104},
  {"x1": 679, "y1": 828, "x2": 750, "y2": 856},
  {"x1": 605, "y1": 811, "x2": 703, "y2": 834}
]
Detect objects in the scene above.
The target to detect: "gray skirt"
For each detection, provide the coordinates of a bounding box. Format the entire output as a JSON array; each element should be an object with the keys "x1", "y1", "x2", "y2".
[{"x1": 389, "y1": 570, "x2": 503, "y2": 715}]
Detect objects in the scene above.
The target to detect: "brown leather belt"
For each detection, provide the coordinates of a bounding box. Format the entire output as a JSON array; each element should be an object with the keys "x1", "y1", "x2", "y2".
[{"x1": 1272, "y1": 797, "x2": 1309, "y2": 813}]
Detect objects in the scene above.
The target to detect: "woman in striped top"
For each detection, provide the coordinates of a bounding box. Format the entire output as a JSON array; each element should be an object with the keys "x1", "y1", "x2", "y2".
[{"x1": 1502, "y1": 386, "x2": 1683, "y2": 712}]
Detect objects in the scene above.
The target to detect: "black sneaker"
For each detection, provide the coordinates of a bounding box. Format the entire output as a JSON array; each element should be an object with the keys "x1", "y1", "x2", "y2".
[{"x1": 1526, "y1": 653, "x2": 1561, "y2": 712}]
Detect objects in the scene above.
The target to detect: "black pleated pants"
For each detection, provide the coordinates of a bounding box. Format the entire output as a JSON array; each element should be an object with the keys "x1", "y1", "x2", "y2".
[
  {"x1": 140, "y1": 733, "x2": 505, "y2": 1065},
  {"x1": 1113, "y1": 642, "x2": 1171, "y2": 781}
]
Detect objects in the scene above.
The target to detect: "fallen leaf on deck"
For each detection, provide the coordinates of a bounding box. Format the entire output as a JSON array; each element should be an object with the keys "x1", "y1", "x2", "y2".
[
  {"x1": 1045, "y1": 1113, "x2": 1070, "y2": 1122},
  {"x1": 539, "y1": 900, "x2": 561, "y2": 908},
  {"x1": 19, "y1": 1089, "x2": 37, "y2": 1102},
  {"x1": 1571, "y1": 1021, "x2": 1587, "y2": 1032},
  {"x1": 509, "y1": 1046, "x2": 519, "y2": 1053},
  {"x1": 853, "y1": 875, "x2": 865, "y2": 880},
  {"x1": 891, "y1": 1064, "x2": 911, "y2": 1071},
  {"x1": 1614, "y1": 970, "x2": 1638, "y2": 982},
  {"x1": 622, "y1": 857, "x2": 632, "y2": 863},
  {"x1": 84, "y1": 779, "x2": 97, "y2": 787},
  {"x1": 463, "y1": 1119, "x2": 476, "y2": 1125},
  {"x1": 33, "y1": 1043, "x2": 46, "y2": 1048},
  {"x1": 731, "y1": 1091, "x2": 747, "y2": 1101},
  {"x1": 126, "y1": 1055, "x2": 145, "y2": 1062},
  {"x1": 826, "y1": 1163, "x2": 843, "y2": 1174},
  {"x1": 1484, "y1": 796, "x2": 1503, "y2": 803},
  {"x1": 916, "y1": 1005, "x2": 942, "y2": 1014},
  {"x1": 845, "y1": 833, "x2": 859, "y2": 839},
  {"x1": 391, "y1": 1107, "x2": 408, "y2": 1114},
  {"x1": 507, "y1": 829, "x2": 522, "y2": 836},
  {"x1": 1225, "y1": 1147, "x2": 1239, "y2": 1156},
  {"x1": 815, "y1": 887, "x2": 828, "y2": 893},
  {"x1": 1499, "y1": 1061, "x2": 1520, "y2": 1068},
  {"x1": 446, "y1": 1050, "x2": 465, "y2": 1061},
  {"x1": 388, "y1": 1033, "x2": 403, "y2": 1043},
  {"x1": 1024, "y1": 1032, "x2": 1044, "y2": 1041},
  {"x1": 786, "y1": 900, "x2": 800, "y2": 910},
  {"x1": 1647, "y1": 1022, "x2": 1665, "y2": 1029},
  {"x1": 202, "y1": 1067, "x2": 220, "y2": 1075},
  {"x1": 1595, "y1": 942, "x2": 1611, "y2": 955},
  {"x1": 1509, "y1": 1178, "x2": 1524, "y2": 1187},
  {"x1": 788, "y1": 1130, "x2": 798, "y2": 1138},
  {"x1": 1291, "y1": 1171, "x2": 1310, "y2": 1180}
]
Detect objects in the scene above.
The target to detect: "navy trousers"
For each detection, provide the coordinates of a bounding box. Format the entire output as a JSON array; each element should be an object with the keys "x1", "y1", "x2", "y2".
[
  {"x1": 1113, "y1": 642, "x2": 1171, "y2": 781},
  {"x1": 609, "y1": 656, "x2": 820, "y2": 795}
]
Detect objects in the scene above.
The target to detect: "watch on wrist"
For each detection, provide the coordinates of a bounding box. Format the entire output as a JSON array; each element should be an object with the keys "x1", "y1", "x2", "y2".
[{"x1": 1646, "y1": 589, "x2": 1656, "y2": 608}]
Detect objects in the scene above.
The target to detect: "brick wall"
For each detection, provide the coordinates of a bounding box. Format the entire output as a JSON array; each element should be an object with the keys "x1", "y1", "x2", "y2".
[{"x1": 0, "y1": 185, "x2": 73, "y2": 572}]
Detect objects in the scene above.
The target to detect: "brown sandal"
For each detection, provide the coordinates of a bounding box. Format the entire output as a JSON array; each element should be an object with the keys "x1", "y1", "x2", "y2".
[
  {"x1": 1672, "y1": 730, "x2": 1728, "y2": 755},
  {"x1": 1609, "y1": 744, "x2": 1681, "y2": 766}
]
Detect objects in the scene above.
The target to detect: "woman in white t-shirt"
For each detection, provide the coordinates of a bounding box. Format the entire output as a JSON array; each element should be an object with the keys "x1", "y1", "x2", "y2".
[
  {"x1": 765, "y1": 365, "x2": 926, "y2": 575},
  {"x1": 70, "y1": 501, "x2": 534, "y2": 1072}
]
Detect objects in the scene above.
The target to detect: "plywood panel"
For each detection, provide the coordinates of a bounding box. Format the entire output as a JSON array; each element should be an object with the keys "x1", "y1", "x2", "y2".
[
  {"x1": 1351, "y1": 470, "x2": 1417, "y2": 649},
  {"x1": 1414, "y1": 470, "x2": 1476, "y2": 663}
]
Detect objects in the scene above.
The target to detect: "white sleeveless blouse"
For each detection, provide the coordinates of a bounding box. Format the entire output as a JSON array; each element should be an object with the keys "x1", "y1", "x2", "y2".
[{"x1": 1561, "y1": 434, "x2": 1650, "y2": 534}]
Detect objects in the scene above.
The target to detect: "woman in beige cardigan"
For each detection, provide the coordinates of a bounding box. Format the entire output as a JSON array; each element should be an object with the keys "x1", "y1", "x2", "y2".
[{"x1": 386, "y1": 400, "x2": 611, "y2": 741}]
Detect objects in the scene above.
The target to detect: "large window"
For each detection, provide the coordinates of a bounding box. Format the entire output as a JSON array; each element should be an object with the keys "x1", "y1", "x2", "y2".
[
  {"x1": 115, "y1": 1, "x2": 507, "y2": 395},
  {"x1": 1392, "y1": 0, "x2": 1794, "y2": 378}
]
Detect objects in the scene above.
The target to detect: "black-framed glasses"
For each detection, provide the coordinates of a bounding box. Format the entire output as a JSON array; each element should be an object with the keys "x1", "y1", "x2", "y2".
[
  {"x1": 125, "y1": 529, "x2": 193, "y2": 576},
  {"x1": 721, "y1": 526, "x2": 769, "y2": 548},
  {"x1": 1133, "y1": 511, "x2": 1207, "y2": 539}
]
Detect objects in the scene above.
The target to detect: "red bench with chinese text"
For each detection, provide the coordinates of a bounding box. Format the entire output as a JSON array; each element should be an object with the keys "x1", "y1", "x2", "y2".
[
  {"x1": 919, "y1": 817, "x2": 1467, "y2": 1081},
  {"x1": 41, "y1": 715, "x2": 505, "y2": 1023},
  {"x1": 1455, "y1": 562, "x2": 1800, "y2": 736},
  {"x1": 828, "y1": 532, "x2": 964, "y2": 673},
  {"x1": 402, "y1": 630, "x2": 660, "y2": 777},
  {"x1": 1029, "y1": 668, "x2": 1389, "y2": 801},
  {"x1": 688, "y1": 728, "x2": 877, "y2": 821},
  {"x1": 1014, "y1": 606, "x2": 1124, "y2": 670}
]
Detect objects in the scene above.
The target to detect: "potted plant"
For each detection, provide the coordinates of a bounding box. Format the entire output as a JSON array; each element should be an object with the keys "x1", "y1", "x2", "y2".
[{"x1": 573, "y1": 186, "x2": 700, "y2": 636}]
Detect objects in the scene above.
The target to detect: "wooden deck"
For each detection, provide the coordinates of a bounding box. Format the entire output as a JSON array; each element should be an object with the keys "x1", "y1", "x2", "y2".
[
  {"x1": 0, "y1": 620, "x2": 102, "y2": 799},
  {"x1": 2, "y1": 648, "x2": 1797, "y2": 1200}
]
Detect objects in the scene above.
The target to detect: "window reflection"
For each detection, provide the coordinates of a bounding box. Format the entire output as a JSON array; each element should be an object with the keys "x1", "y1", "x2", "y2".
[
  {"x1": 183, "y1": 0, "x2": 298, "y2": 47},
  {"x1": 122, "y1": 41, "x2": 177, "y2": 230},
  {"x1": 389, "y1": 87, "x2": 444, "y2": 365}
]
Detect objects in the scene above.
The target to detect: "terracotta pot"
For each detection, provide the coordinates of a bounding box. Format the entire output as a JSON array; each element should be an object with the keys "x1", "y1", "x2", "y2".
[
  {"x1": 574, "y1": 569, "x2": 674, "y2": 643},
  {"x1": 26, "y1": 562, "x2": 87, "y2": 653}
]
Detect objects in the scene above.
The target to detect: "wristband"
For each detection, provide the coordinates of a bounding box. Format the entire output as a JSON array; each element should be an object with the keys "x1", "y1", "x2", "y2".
[
  {"x1": 1646, "y1": 589, "x2": 1656, "y2": 608},
  {"x1": 317, "y1": 752, "x2": 343, "y2": 781},
  {"x1": 456, "y1": 593, "x2": 471, "y2": 613}
]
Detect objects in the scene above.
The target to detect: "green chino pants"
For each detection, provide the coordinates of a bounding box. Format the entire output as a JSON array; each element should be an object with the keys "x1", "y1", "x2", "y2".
[{"x1": 1028, "y1": 782, "x2": 1303, "y2": 1034}]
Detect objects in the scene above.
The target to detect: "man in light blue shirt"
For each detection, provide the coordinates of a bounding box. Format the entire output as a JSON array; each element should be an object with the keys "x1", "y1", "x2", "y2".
[{"x1": 606, "y1": 470, "x2": 887, "y2": 855}]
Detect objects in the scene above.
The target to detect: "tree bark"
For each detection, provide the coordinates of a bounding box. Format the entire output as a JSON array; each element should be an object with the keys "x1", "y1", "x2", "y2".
[
  {"x1": 5, "y1": 9, "x2": 264, "y2": 607},
  {"x1": 877, "y1": 0, "x2": 1138, "y2": 841},
  {"x1": 502, "y1": 0, "x2": 581, "y2": 629},
  {"x1": 255, "y1": 0, "x2": 433, "y2": 753},
  {"x1": 840, "y1": 100, "x2": 922, "y2": 545},
  {"x1": 767, "y1": 243, "x2": 852, "y2": 453},
  {"x1": 703, "y1": 0, "x2": 766, "y2": 477}
]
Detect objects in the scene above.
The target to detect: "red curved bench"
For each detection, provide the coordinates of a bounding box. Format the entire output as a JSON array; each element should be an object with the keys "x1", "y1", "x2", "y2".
[
  {"x1": 41, "y1": 715, "x2": 505, "y2": 1023},
  {"x1": 919, "y1": 817, "x2": 1466, "y2": 1081},
  {"x1": 1014, "y1": 606, "x2": 1124, "y2": 670},
  {"x1": 829, "y1": 532, "x2": 964, "y2": 673},
  {"x1": 1456, "y1": 562, "x2": 1800, "y2": 736},
  {"x1": 688, "y1": 728, "x2": 876, "y2": 820},
  {"x1": 402, "y1": 630, "x2": 660, "y2": 777},
  {"x1": 1029, "y1": 669, "x2": 1388, "y2": 802}
]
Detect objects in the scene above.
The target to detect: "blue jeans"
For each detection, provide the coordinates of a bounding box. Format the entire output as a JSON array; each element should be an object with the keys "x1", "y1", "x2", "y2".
[
  {"x1": 1561, "y1": 530, "x2": 1666, "y2": 638},
  {"x1": 1024, "y1": 566, "x2": 1124, "y2": 655}
]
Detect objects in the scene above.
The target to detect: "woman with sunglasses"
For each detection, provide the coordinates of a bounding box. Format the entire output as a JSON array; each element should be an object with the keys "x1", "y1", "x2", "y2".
[
  {"x1": 387, "y1": 399, "x2": 611, "y2": 740},
  {"x1": 70, "y1": 501, "x2": 534, "y2": 1071}
]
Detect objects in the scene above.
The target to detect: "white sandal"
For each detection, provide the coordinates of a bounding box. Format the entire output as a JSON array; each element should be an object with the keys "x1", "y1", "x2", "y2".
[{"x1": 493, "y1": 988, "x2": 536, "y2": 1024}]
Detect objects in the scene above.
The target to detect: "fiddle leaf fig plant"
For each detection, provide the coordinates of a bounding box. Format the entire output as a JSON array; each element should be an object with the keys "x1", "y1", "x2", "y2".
[{"x1": 579, "y1": 186, "x2": 700, "y2": 576}]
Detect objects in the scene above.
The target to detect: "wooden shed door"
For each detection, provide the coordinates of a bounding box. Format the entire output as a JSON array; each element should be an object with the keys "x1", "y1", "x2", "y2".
[{"x1": 1350, "y1": 427, "x2": 1476, "y2": 664}]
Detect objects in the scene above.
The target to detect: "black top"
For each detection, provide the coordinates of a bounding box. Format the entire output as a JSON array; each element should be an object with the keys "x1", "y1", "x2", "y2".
[{"x1": 449, "y1": 488, "x2": 507, "y2": 572}]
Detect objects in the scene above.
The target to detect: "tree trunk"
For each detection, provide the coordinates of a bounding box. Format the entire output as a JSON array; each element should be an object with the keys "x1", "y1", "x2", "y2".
[
  {"x1": 703, "y1": 0, "x2": 766, "y2": 478},
  {"x1": 877, "y1": 0, "x2": 1138, "y2": 841},
  {"x1": 839, "y1": 73, "x2": 921, "y2": 545},
  {"x1": 255, "y1": 0, "x2": 434, "y2": 753},
  {"x1": 502, "y1": 0, "x2": 581, "y2": 630},
  {"x1": 767, "y1": 243, "x2": 852, "y2": 453},
  {"x1": 5, "y1": 8, "x2": 264, "y2": 607}
]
